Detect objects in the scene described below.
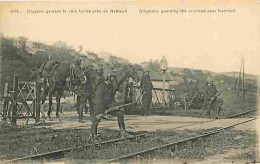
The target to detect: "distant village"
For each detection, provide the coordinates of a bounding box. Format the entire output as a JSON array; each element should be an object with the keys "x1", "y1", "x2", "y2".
[{"x1": 2, "y1": 35, "x2": 258, "y2": 94}]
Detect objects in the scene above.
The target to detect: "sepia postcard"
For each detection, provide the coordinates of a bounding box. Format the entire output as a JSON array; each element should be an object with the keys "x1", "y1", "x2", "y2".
[{"x1": 0, "y1": 0, "x2": 259, "y2": 163}]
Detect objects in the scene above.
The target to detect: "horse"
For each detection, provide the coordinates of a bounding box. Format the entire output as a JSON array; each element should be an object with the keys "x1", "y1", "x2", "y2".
[{"x1": 36, "y1": 61, "x2": 71, "y2": 120}]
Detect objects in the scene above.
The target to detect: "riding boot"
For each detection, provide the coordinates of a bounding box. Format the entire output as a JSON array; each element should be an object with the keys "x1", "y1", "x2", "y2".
[
  {"x1": 78, "y1": 107, "x2": 84, "y2": 123},
  {"x1": 216, "y1": 107, "x2": 222, "y2": 119},
  {"x1": 117, "y1": 112, "x2": 125, "y2": 131},
  {"x1": 84, "y1": 105, "x2": 88, "y2": 114},
  {"x1": 89, "y1": 105, "x2": 94, "y2": 116},
  {"x1": 91, "y1": 122, "x2": 98, "y2": 137},
  {"x1": 207, "y1": 105, "x2": 211, "y2": 117}
]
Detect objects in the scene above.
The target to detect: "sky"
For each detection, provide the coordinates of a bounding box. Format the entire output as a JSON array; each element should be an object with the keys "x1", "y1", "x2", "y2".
[{"x1": 1, "y1": 1, "x2": 260, "y2": 75}]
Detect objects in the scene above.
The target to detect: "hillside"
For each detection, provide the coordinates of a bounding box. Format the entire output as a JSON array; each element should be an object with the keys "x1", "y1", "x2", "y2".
[{"x1": 168, "y1": 67, "x2": 258, "y2": 81}]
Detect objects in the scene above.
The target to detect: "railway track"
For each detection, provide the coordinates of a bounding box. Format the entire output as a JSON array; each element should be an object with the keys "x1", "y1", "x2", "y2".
[
  {"x1": 2, "y1": 133, "x2": 147, "y2": 163},
  {"x1": 170, "y1": 109, "x2": 257, "y2": 131},
  {"x1": 104, "y1": 118, "x2": 257, "y2": 163},
  {"x1": 2, "y1": 109, "x2": 257, "y2": 163}
]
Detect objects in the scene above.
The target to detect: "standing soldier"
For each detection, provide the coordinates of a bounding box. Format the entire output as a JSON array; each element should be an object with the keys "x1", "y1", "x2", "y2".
[
  {"x1": 83, "y1": 65, "x2": 95, "y2": 115},
  {"x1": 91, "y1": 68, "x2": 132, "y2": 140},
  {"x1": 140, "y1": 70, "x2": 153, "y2": 116},
  {"x1": 72, "y1": 59, "x2": 87, "y2": 123},
  {"x1": 203, "y1": 80, "x2": 223, "y2": 118}
]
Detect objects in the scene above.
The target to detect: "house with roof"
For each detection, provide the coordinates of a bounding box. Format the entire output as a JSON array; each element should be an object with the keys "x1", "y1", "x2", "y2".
[{"x1": 137, "y1": 71, "x2": 184, "y2": 90}]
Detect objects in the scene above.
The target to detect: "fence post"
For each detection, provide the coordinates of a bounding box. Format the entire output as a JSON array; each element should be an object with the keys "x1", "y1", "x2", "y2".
[
  {"x1": 35, "y1": 82, "x2": 41, "y2": 123},
  {"x1": 11, "y1": 75, "x2": 18, "y2": 126},
  {"x1": 2, "y1": 83, "x2": 9, "y2": 121},
  {"x1": 0, "y1": 56, "x2": 2, "y2": 101}
]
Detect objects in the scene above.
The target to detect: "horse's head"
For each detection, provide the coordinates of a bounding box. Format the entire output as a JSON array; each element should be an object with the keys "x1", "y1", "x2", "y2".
[{"x1": 125, "y1": 65, "x2": 140, "y2": 83}]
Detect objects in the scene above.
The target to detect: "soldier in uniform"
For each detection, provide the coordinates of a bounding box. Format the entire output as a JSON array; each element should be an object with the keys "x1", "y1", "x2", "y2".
[
  {"x1": 82, "y1": 65, "x2": 95, "y2": 115},
  {"x1": 91, "y1": 69, "x2": 132, "y2": 140},
  {"x1": 203, "y1": 81, "x2": 223, "y2": 118},
  {"x1": 140, "y1": 70, "x2": 153, "y2": 116},
  {"x1": 72, "y1": 59, "x2": 87, "y2": 123}
]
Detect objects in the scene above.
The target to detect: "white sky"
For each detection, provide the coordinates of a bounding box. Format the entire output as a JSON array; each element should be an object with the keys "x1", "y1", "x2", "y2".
[{"x1": 1, "y1": 1, "x2": 260, "y2": 75}]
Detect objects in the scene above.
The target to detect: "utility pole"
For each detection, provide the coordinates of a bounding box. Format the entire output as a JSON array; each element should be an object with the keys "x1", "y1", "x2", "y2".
[
  {"x1": 242, "y1": 58, "x2": 245, "y2": 101},
  {"x1": 236, "y1": 59, "x2": 242, "y2": 99},
  {"x1": 233, "y1": 72, "x2": 236, "y2": 91}
]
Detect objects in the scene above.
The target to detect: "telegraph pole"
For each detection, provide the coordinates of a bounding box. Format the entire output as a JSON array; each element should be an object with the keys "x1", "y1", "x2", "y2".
[
  {"x1": 233, "y1": 72, "x2": 236, "y2": 91},
  {"x1": 242, "y1": 58, "x2": 245, "y2": 101},
  {"x1": 236, "y1": 59, "x2": 242, "y2": 99}
]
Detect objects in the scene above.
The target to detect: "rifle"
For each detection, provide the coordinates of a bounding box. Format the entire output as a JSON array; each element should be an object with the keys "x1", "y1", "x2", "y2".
[
  {"x1": 95, "y1": 102, "x2": 136, "y2": 120},
  {"x1": 209, "y1": 87, "x2": 230, "y2": 104}
]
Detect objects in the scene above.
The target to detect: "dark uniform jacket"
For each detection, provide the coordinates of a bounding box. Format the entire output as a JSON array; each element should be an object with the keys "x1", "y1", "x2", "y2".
[
  {"x1": 140, "y1": 74, "x2": 153, "y2": 93},
  {"x1": 204, "y1": 84, "x2": 218, "y2": 100}
]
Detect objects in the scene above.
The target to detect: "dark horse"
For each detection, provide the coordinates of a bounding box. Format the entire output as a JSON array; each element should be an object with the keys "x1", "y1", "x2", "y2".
[{"x1": 37, "y1": 61, "x2": 71, "y2": 119}]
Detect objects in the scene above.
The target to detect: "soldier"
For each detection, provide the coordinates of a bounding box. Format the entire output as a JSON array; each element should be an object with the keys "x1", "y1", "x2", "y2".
[
  {"x1": 91, "y1": 69, "x2": 132, "y2": 140},
  {"x1": 140, "y1": 70, "x2": 153, "y2": 116},
  {"x1": 82, "y1": 65, "x2": 95, "y2": 115},
  {"x1": 72, "y1": 59, "x2": 87, "y2": 123},
  {"x1": 203, "y1": 81, "x2": 223, "y2": 118}
]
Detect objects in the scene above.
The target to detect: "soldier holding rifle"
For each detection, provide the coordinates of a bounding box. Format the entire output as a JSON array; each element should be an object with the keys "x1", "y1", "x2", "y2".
[
  {"x1": 91, "y1": 68, "x2": 134, "y2": 140},
  {"x1": 203, "y1": 80, "x2": 224, "y2": 118}
]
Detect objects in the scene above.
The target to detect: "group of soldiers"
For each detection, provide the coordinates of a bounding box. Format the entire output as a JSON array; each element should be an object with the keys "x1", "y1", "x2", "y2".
[
  {"x1": 68, "y1": 58, "x2": 154, "y2": 139},
  {"x1": 27, "y1": 58, "x2": 224, "y2": 140}
]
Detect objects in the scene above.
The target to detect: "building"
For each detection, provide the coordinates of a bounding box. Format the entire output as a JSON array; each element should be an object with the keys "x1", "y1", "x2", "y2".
[
  {"x1": 24, "y1": 41, "x2": 46, "y2": 55},
  {"x1": 98, "y1": 51, "x2": 129, "y2": 65}
]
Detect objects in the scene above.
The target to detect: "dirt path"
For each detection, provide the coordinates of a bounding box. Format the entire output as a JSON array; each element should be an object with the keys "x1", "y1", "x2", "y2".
[
  {"x1": 11, "y1": 112, "x2": 258, "y2": 164},
  {"x1": 23, "y1": 112, "x2": 257, "y2": 133}
]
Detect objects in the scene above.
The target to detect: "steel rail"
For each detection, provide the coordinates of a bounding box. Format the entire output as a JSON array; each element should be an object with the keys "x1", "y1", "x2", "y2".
[
  {"x1": 169, "y1": 109, "x2": 258, "y2": 131},
  {"x1": 225, "y1": 109, "x2": 257, "y2": 118},
  {"x1": 1, "y1": 109, "x2": 257, "y2": 163},
  {"x1": 104, "y1": 118, "x2": 256, "y2": 163},
  {"x1": 2, "y1": 133, "x2": 147, "y2": 163}
]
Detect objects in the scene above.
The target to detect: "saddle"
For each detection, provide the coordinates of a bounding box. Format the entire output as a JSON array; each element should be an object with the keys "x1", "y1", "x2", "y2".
[
  {"x1": 38, "y1": 61, "x2": 61, "y2": 86},
  {"x1": 40, "y1": 61, "x2": 61, "y2": 77}
]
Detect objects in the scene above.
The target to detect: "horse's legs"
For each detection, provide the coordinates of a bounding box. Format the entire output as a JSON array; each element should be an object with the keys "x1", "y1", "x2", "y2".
[
  {"x1": 78, "y1": 95, "x2": 87, "y2": 123},
  {"x1": 115, "y1": 111, "x2": 125, "y2": 131},
  {"x1": 56, "y1": 91, "x2": 63, "y2": 118},
  {"x1": 91, "y1": 114, "x2": 101, "y2": 137},
  {"x1": 47, "y1": 90, "x2": 53, "y2": 118},
  {"x1": 41, "y1": 87, "x2": 48, "y2": 104}
]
